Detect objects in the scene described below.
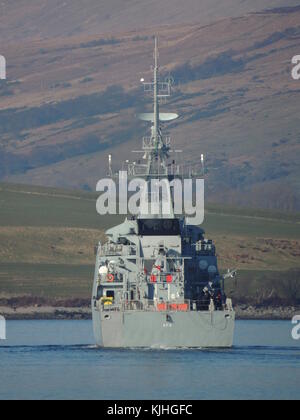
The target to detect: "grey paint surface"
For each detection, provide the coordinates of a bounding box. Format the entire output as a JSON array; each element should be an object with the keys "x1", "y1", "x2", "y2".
[{"x1": 93, "y1": 308, "x2": 235, "y2": 348}]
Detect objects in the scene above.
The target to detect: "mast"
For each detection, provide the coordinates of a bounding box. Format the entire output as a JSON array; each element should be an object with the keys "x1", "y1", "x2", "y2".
[
  {"x1": 153, "y1": 36, "x2": 160, "y2": 152},
  {"x1": 147, "y1": 36, "x2": 169, "y2": 178},
  {"x1": 147, "y1": 36, "x2": 162, "y2": 178},
  {"x1": 131, "y1": 37, "x2": 181, "y2": 218}
]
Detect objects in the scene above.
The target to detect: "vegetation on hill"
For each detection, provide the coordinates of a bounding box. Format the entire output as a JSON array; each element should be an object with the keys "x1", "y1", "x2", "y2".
[
  {"x1": 0, "y1": 182, "x2": 299, "y2": 306},
  {"x1": 1, "y1": 8, "x2": 300, "y2": 212}
]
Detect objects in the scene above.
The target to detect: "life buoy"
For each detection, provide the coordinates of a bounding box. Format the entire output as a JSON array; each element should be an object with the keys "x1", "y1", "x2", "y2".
[{"x1": 107, "y1": 273, "x2": 114, "y2": 282}]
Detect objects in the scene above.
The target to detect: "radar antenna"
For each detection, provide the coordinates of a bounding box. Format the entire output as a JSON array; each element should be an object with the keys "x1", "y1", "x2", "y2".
[{"x1": 138, "y1": 37, "x2": 178, "y2": 177}]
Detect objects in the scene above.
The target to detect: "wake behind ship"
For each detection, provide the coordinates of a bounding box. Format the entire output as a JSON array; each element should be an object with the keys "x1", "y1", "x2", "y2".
[{"x1": 92, "y1": 39, "x2": 236, "y2": 348}]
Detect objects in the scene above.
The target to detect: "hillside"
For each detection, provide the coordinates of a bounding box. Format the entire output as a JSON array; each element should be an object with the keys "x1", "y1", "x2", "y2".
[
  {"x1": 1, "y1": 0, "x2": 299, "y2": 42},
  {"x1": 0, "y1": 182, "x2": 299, "y2": 306},
  {"x1": 0, "y1": 6, "x2": 300, "y2": 211}
]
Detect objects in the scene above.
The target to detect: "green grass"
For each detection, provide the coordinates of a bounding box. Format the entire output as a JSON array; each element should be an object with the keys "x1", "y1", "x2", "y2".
[
  {"x1": 203, "y1": 210, "x2": 300, "y2": 239},
  {"x1": 0, "y1": 263, "x2": 94, "y2": 298},
  {"x1": 1, "y1": 182, "x2": 300, "y2": 238},
  {"x1": 206, "y1": 203, "x2": 300, "y2": 223},
  {"x1": 0, "y1": 183, "x2": 120, "y2": 229},
  {"x1": 0, "y1": 181, "x2": 299, "y2": 302}
]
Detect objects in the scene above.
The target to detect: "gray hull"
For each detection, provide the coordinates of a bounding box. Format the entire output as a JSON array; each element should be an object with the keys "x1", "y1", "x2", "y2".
[{"x1": 93, "y1": 309, "x2": 235, "y2": 348}]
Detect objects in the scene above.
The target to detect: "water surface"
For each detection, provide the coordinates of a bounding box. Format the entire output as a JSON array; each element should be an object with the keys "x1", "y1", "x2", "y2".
[{"x1": 0, "y1": 320, "x2": 299, "y2": 400}]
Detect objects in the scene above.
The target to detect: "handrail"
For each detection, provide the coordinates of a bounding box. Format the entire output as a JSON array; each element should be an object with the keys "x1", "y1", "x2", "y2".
[
  {"x1": 146, "y1": 272, "x2": 181, "y2": 284},
  {"x1": 99, "y1": 299, "x2": 234, "y2": 313},
  {"x1": 100, "y1": 243, "x2": 137, "y2": 257},
  {"x1": 97, "y1": 274, "x2": 124, "y2": 284}
]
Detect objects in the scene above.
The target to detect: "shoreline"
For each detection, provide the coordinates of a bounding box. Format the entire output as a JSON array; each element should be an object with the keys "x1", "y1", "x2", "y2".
[{"x1": 1, "y1": 305, "x2": 299, "y2": 321}]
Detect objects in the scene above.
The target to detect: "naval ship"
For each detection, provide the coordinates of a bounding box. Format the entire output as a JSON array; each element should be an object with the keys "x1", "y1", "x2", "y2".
[{"x1": 92, "y1": 39, "x2": 236, "y2": 348}]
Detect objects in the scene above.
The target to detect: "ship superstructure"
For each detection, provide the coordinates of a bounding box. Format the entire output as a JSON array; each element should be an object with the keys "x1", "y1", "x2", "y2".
[{"x1": 92, "y1": 39, "x2": 235, "y2": 348}]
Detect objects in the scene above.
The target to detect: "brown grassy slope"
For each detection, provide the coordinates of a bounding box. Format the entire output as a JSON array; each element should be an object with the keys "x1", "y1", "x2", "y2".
[
  {"x1": 0, "y1": 182, "x2": 299, "y2": 303},
  {"x1": 0, "y1": 9, "x2": 300, "y2": 210},
  {"x1": 1, "y1": 0, "x2": 299, "y2": 42}
]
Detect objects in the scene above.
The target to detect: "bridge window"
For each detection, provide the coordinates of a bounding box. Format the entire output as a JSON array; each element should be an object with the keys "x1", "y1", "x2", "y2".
[{"x1": 138, "y1": 219, "x2": 180, "y2": 236}]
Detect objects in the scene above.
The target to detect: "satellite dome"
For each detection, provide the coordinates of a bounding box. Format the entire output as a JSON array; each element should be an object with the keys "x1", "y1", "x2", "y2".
[
  {"x1": 199, "y1": 260, "x2": 208, "y2": 270},
  {"x1": 208, "y1": 265, "x2": 217, "y2": 275}
]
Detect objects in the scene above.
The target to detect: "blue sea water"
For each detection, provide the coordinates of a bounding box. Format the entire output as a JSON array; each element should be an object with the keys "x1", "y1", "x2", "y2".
[{"x1": 0, "y1": 320, "x2": 299, "y2": 400}]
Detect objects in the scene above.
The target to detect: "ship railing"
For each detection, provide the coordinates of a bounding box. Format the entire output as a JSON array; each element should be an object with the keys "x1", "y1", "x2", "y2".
[
  {"x1": 97, "y1": 274, "x2": 124, "y2": 284},
  {"x1": 120, "y1": 299, "x2": 234, "y2": 313},
  {"x1": 100, "y1": 243, "x2": 137, "y2": 257},
  {"x1": 190, "y1": 299, "x2": 234, "y2": 312},
  {"x1": 146, "y1": 272, "x2": 181, "y2": 284},
  {"x1": 100, "y1": 304, "x2": 121, "y2": 312},
  {"x1": 126, "y1": 162, "x2": 186, "y2": 177},
  {"x1": 124, "y1": 160, "x2": 205, "y2": 178},
  {"x1": 121, "y1": 300, "x2": 187, "y2": 312},
  {"x1": 127, "y1": 163, "x2": 149, "y2": 176}
]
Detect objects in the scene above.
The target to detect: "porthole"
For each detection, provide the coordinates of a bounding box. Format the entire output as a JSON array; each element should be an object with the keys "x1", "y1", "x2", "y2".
[
  {"x1": 208, "y1": 265, "x2": 217, "y2": 275},
  {"x1": 199, "y1": 260, "x2": 208, "y2": 270}
]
